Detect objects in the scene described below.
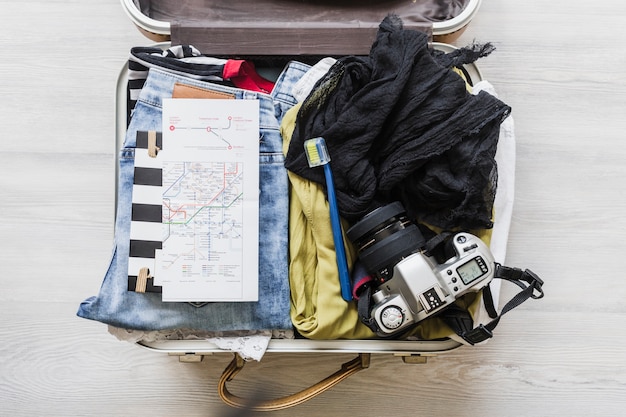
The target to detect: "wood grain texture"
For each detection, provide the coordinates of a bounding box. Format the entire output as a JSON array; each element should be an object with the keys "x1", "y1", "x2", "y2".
[{"x1": 1, "y1": 0, "x2": 625, "y2": 415}]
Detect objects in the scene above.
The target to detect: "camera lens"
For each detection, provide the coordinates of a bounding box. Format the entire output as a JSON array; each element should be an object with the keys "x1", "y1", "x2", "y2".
[{"x1": 347, "y1": 202, "x2": 425, "y2": 280}]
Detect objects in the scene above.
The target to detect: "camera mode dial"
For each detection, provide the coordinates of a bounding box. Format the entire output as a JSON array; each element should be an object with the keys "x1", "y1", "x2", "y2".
[{"x1": 380, "y1": 306, "x2": 404, "y2": 330}]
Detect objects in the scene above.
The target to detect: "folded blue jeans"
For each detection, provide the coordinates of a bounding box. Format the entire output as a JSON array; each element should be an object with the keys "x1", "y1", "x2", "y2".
[{"x1": 78, "y1": 62, "x2": 311, "y2": 331}]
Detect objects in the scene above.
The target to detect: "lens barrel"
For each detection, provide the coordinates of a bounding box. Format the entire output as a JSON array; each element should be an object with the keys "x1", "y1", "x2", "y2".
[{"x1": 347, "y1": 202, "x2": 425, "y2": 280}]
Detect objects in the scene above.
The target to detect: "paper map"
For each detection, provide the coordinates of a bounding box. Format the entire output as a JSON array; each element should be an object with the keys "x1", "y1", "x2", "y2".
[{"x1": 159, "y1": 98, "x2": 259, "y2": 302}]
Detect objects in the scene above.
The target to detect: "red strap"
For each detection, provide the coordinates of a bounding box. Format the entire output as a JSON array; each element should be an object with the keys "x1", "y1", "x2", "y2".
[
  {"x1": 352, "y1": 275, "x2": 374, "y2": 300},
  {"x1": 223, "y1": 60, "x2": 275, "y2": 94}
]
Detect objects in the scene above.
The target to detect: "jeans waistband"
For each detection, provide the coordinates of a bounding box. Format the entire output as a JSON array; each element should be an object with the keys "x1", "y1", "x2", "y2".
[
  {"x1": 270, "y1": 60, "x2": 312, "y2": 106},
  {"x1": 139, "y1": 61, "x2": 311, "y2": 114}
]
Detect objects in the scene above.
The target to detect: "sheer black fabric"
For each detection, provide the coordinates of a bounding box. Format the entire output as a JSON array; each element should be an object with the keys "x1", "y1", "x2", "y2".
[{"x1": 284, "y1": 15, "x2": 511, "y2": 230}]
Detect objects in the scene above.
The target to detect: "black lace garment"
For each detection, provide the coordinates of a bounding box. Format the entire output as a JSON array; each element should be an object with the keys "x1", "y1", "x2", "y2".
[{"x1": 284, "y1": 15, "x2": 511, "y2": 231}]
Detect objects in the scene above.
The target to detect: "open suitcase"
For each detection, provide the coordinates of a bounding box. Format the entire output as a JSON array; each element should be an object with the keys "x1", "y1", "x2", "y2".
[{"x1": 78, "y1": 0, "x2": 543, "y2": 411}]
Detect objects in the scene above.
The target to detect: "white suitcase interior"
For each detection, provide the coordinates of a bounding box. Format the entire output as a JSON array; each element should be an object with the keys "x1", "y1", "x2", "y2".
[{"x1": 113, "y1": 42, "x2": 513, "y2": 358}]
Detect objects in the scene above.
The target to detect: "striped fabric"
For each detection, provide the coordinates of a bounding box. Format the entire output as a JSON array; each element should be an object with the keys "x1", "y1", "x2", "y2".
[
  {"x1": 126, "y1": 45, "x2": 229, "y2": 125},
  {"x1": 127, "y1": 131, "x2": 163, "y2": 293}
]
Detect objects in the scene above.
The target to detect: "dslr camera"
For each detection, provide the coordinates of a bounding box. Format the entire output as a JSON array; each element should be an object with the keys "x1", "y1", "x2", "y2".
[{"x1": 346, "y1": 202, "x2": 496, "y2": 337}]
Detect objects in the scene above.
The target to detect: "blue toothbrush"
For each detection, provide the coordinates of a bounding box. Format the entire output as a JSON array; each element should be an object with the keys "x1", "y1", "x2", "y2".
[{"x1": 304, "y1": 137, "x2": 352, "y2": 302}]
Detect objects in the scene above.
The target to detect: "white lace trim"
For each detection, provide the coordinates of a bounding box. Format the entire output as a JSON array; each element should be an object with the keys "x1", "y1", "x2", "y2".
[{"x1": 107, "y1": 326, "x2": 294, "y2": 361}]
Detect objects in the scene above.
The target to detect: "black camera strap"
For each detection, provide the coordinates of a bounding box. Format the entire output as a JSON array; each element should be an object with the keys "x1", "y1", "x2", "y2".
[
  {"x1": 356, "y1": 285, "x2": 378, "y2": 332},
  {"x1": 439, "y1": 264, "x2": 544, "y2": 345}
]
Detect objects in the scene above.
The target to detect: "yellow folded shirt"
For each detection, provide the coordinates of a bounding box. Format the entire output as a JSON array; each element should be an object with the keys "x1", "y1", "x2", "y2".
[{"x1": 281, "y1": 103, "x2": 376, "y2": 339}]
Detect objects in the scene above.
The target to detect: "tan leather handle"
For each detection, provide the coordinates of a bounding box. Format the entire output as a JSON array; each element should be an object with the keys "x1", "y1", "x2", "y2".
[{"x1": 217, "y1": 353, "x2": 371, "y2": 411}]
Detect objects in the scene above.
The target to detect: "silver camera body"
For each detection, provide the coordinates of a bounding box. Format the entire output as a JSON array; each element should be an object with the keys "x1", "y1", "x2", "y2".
[
  {"x1": 369, "y1": 232, "x2": 495, "y2": 336},
  {"x1": 346, "y1": 202, "x2": 496, "y2": 337}
]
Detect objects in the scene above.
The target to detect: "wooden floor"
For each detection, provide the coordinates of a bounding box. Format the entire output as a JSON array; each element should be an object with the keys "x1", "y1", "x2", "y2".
[{"x1": 2, "y1": 0, "x2": 625, "y2": 415}]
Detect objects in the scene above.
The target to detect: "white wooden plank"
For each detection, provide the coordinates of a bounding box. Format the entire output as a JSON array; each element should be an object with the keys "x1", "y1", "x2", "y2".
[{"x1": 2, "y1": 0, "x2": 626, "y2": 415}]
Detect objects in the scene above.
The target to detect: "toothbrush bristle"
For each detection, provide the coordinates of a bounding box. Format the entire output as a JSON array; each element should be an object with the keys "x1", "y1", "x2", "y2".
[
  {"x1": 305, "y1": 140, "x2": 321, "y2": 166},
  {"x1": 304, "y1": 137, "x2": 330, "y2": 167}
]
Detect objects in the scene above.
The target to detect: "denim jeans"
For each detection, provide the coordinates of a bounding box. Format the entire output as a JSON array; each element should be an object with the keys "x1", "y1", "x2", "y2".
[{"x1": 78, "y1": 62, "x2": 310, "y2": 331}]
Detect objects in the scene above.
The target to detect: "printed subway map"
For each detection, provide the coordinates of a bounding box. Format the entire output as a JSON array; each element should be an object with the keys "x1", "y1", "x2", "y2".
[
  {"x1": 162, "y1": 161, "x2": 245, "y2": 290},
  {"x1": 158, "y1": 98, "x2": 260, "y2": 302}
]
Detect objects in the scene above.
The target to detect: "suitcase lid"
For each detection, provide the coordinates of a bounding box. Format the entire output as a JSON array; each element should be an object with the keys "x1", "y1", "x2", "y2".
[{"x1": 121, "y1": 0, "x2": 481, "y2": 55}]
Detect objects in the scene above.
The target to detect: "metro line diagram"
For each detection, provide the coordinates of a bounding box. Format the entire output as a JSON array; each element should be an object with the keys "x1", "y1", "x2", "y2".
[{"x1": 167, "y1": 115, "x2": 234, "y2": 149}]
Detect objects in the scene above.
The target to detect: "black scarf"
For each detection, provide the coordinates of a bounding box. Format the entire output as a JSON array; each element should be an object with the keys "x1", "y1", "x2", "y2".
[{"x1": 284, "y1": 15, "x2": 511, "y2": 230}]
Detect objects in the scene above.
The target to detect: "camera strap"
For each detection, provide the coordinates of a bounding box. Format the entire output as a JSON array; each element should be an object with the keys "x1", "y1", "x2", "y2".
[
  {"x1": 356, "y1": 285, "x2": 374, "y2": 329},
  {"x1": 354, "y1": 263, "x2": 544, "y2": 344},
  {"x1": 439, "y1": 264, "x2": 544, "y2": 345}
]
